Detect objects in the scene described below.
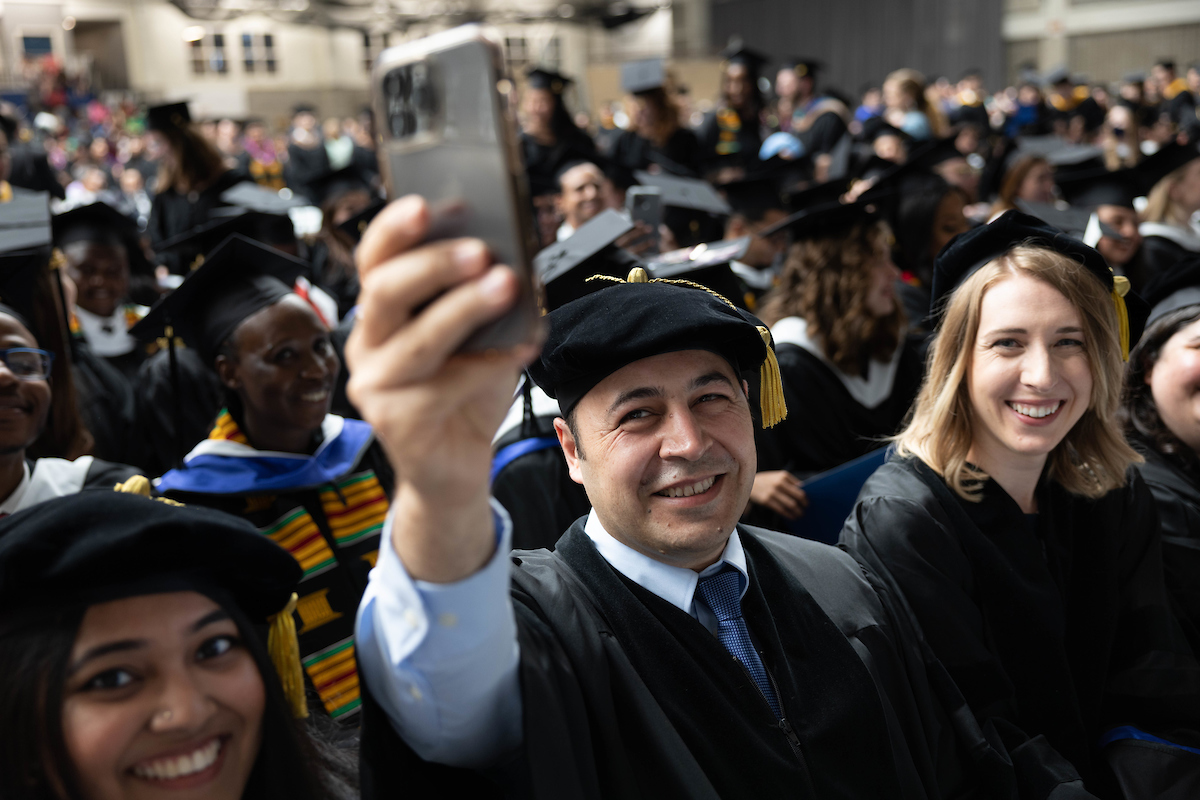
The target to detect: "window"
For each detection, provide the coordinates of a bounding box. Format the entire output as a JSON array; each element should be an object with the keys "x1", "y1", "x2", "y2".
[
  {"x1": 189, "y1": 32, "x2": 228, "y2": 75},
  {"x1": 242, "y1": 32, "x2": 277, "y2": 74},
  {"x1": 22, "y1": 36, "x2": 53, "y2": 58},
  {"x1": 504, "y1": 36, "x2": 528, "y2": 74},
  {"x1": 363, "y1": 31, "x2": 390, "y2": 72}
]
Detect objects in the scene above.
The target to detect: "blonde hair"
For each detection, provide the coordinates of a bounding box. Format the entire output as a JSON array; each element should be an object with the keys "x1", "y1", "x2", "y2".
[
  {"x1": 894, "y1": 245, "x2": 1139, "y2": 500},
  {"x1": 1141, "y1": 160, "x2": 1196, "y2": 224}
]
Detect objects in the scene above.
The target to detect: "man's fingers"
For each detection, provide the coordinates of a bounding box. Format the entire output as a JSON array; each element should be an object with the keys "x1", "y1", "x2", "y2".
[
  {"x1": 356, "y1": 195, "x2": 430, "y2": 279},
  {"x1": 354, "y1": 239, "x2": 495, "y2": 349}
]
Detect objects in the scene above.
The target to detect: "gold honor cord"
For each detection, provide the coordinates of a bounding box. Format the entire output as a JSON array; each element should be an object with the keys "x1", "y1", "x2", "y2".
[
  {"x1": 584, "y1": 269, "x2": 787, "y2": 427},
  {"x1": 1111, "y1": 274, "x2": 1131, "y2": 362}
]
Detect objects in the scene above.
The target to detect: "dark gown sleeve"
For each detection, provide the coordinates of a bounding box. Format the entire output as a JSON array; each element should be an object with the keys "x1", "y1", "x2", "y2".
[
  {"x1": 82, "y1": 457, "x2": 144, "y2": 489},
  {"x1": 798, "y1": 111, "x2": 848, "y2": 156},
  {"x1": 70, "y1": 344, "x2": 136, "y2": 465},
  {"x1": 127, "y1": 347, "x2": 224, "y2": 476},
  {"x1": 492, "y1": 446, "x2": 590, "y2": 551},
  {"x1": 1140, "y1": 235, "x2": 1192, "y2": 291},
  {"x1": 1135, "y1": 454, "x2": 1200, "y2": 652}
]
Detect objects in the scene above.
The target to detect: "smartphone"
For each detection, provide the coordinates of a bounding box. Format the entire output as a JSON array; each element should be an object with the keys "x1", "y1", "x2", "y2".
[
  {"x1": 624, "y1": 186, "x2": 662, "y2": 254},
  {"x1": 372, "y1": 25, "x2": 538, "y2": 351}
]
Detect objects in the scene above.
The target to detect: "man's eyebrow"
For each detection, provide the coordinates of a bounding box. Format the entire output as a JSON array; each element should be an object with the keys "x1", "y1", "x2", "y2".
[
  {"x1": 608, "y1": 385, "x2": 663, "y2": 416},
  {"x1": 692, "y1": 372, "x2": 735, "y2": 391}
]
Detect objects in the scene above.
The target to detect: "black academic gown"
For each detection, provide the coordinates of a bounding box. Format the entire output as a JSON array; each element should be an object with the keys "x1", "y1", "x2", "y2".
[
  {"x1": 147, "y1": 170, "x2": 242, "y2": 274},
  {"x1": 71, "y1": 342, "x2": 137, "y2": 465},
  {"x1": 491, "y1": 412, "x2": 590, "y2": 551},
  {"x1": 520, "y1": 130, "x2": 597, "y2": 196},
  {"x1": 840, "y1": 457, "x2": 1200, "y2": 798},
  {"x1": 1140, "y1": 234, "x2": 1197, "y2": 290},
  {"x1": 695, "y1": 106, "x2": 763, "y2": 177},
  {"x1": 756, "y1": 336, "x2": 925, "y2": 480},
  {"x1": 127, "y1": 347, "x2": 224, "y2": 476},
  {"x1": 1131, "y1": 435, "x2": 1200, "y2": 653},
  {"x1": 609, "y1": 128, "x2": 703, "y2": 178},
  {"x1": 360, "y1": 521, "x2": 1019, "y2": 800}
]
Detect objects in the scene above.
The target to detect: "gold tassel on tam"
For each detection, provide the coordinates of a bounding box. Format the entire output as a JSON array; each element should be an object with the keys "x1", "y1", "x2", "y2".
[
  {"x1": 269, "y1": 593, "x2": 309, "y2": 719},
  {"x1": 757, "y1": 327, "x2": 787, "y2": 428},
  {"x1": 1111, "y1": 275, "x2": 1131, "y2": 362}
]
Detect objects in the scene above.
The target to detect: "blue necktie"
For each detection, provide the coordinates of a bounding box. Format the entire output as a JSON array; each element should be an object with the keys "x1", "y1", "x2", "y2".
[{"x1": 696, "y1": 566, "x2": 783, "y2": 718}]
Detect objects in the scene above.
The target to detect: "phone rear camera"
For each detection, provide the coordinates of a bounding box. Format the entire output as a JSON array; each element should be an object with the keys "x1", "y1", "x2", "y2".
[{"x1": 385, "y1": 62, "x2": 438, "y2": 139}]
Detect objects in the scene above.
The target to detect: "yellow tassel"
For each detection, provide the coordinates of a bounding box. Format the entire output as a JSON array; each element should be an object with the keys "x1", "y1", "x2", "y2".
[
  {"x1": 268, "y1": 593, "x2": 309, "y2": 719},
  {"x1": 757, "y1": 326, "x2": 787, "y2": 428},
  {"x1": 113, "y1": 475, "x2": 154, "y2": 496},
  {"x1": 1111, "y1": 280, "x2": 1130, "y2": 362}
]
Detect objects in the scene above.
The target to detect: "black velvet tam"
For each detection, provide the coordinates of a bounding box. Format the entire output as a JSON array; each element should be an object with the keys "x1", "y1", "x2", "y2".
[
  {"x1": 528, "y1": 276, "x2": 770, "y2": 417},
  {"x1": 930, "y1": 209, "x2": 1150, "y2": 348},
  {"x1": 131, "y1": 233, "x2": 306, "y2": 364},
  {"x1": 0, "y1": 491, "x2": 300, "y2": 620}
]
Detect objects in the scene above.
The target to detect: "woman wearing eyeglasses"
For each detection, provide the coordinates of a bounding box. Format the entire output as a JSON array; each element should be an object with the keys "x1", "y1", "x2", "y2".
[{"x1": 0, "y1": 305, "x2": 139, "y2": 514}]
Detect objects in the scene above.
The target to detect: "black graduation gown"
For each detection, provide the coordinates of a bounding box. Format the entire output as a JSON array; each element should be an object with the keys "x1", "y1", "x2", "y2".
[
  {"x1": 127, "y1": 346, "x2": 224, "y2": 476},
  {"x1": 756, "y1": 336, "x2": 925, "y2": 479},
  {"x1": 1140, "y1": 234, "x2": 1196, "y2": 291},
  {"x1": 491, "y1": 412, "x2": 590, "y2": 551},
  {"x1": 147, "y1": 170, "x2": 242, "y2": 274},
  {"x1": 794, "y1": 105, "x2": 849, "y2": 158},
  {"x1": 70, "y1": 342, "x2": 137, "y2": 465},
  {"x1": 609, "y1": 128, "x2": 703, "y2": 178},
  {"x1": 360, "y1": 521, "x2": 1019, "y2": 799},
  {"x1": 1131, "y1": 436, "x2": 1200, "y2": 652},
  {"x1": 308, "y1": 237, "x2": 360, "y2": 320},
  {"x1": 520, "y1": 130, "x2": 597, "y2": 196},
  {"x1": 695, "y1": 106, "x2": 763, "y2": 178},
  {"x1": 840, "y1": 457, "x2": 1200, "y2": 798}
]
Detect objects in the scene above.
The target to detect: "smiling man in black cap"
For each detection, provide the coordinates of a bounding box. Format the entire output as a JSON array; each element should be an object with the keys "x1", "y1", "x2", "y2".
[{"x1": 347, "y1": 197, "x2": 1012, "y2": 798}]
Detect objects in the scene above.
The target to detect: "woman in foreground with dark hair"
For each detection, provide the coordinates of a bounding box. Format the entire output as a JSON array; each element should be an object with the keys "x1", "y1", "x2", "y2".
[
  {"x1": 1120, "y1": 267, "x2": 1200, "y2": 645},
  {"x1": 0, "y1": 490, "x2": 357, "y2": 800}
]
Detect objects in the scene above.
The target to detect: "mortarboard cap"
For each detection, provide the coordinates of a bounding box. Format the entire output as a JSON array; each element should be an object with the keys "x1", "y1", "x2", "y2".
[
  {"x1": 1134, "y1": 140, "x2": 1200, "y2": 193},
  {"x1": 0, "y1": 191, "x2": 52, "y2": 253},
  {"x1": 292, "y1": 103, "x2": 318, "y2": 116},
  {"x1": 51, "y1": 202, "x2": 154, "y2": 277},
  {"x1": 784, "y1": 177, "x2": 852, "y2": 211},
  {"x1": 621, "y1": 58, "x2": 666, "y2": 95},
  {"x1": 526, "y1": 67, "x2": 572, "y2": 95},
  {"x1": 337, "y1": 200, "x2": 387, "y2": 244},
  {"x1": 130, "y1": 234, "x2": 308, "y2": 364},
  {"x1": 0, "y1": 490, "x2": 300, "y2": 621},
  {"x1": 781, "y1": 58, "x2": 822, "y2": 78},
  {"x1": 759, "y1": 198, "x2": 878, "y2": 241},
  {"x1": 720, "y1": 176, "x2": 786, "y2": 219},
  {"x1": 858, "y1": 116, "x2": 912, "y2": 146},
  {"x1": 145, "y1": 102, "x2": 191, "y2": 133},
  {"x1": 528, "y1": 267, "x2": 786, "y2": 427},
  {"x1": 929, "y1": 209, "x2": 1149, "y2": 357},
  {"x1": 1014, "y1": 200, "x2": 1120, "y2": 244},
  {"x1": 635, "y1": 170, "x2": 731, "y2": 215},
  {"x1": 534, "y1": 208, "x2": 636, "y2": 311},
  {"x1": 1122, "y1": 71, "x2": 1146, "y2": 85},
  {"x1": 1043, "y1": 66, "x2": 1072, "y2": 86},
  {"x1": 219, "y1": 181, "x2": 309, "y2": 215},
  {"x1": 1055, "y1": 167, "x2": 1141, "y2": 209},
  {"x1": 720, "y1": 40, "x2": 768, "y2": 74},
  {"x1": 157, "y1": 210, "x2": 298, "y2": 269},
  {"x1": 1015, "y1": 135, "x2": 1103, "y2": 169},
  {"x1": 0, "y1": 192, "x2": 52, "y2": 332},
  {"x1": 1141, "y1": 254, "x2": 1200, "y2": 325},
  {"x1": 646, "y1": 236, "x2": 752, "y2": 310}
]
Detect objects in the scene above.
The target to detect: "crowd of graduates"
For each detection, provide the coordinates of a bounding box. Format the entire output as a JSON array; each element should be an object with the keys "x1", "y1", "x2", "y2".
[{"x1": 1, "y1": 29, "x2": 1200, "y2": 800}]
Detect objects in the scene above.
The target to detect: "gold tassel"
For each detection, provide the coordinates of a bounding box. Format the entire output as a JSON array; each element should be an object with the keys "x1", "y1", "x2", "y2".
[
  {"x1": 757, "y1": 327, "x2": 787, "y2": 428},
  {"x1": 1112, "y1": 275, "x2": 1131, "y2": 362},
  {"x1": 113, "y1": 475, "x2": 154, "y2": 496},
  {"x1": 268, "y1": 593, "x2": 309, "y2": 719}
]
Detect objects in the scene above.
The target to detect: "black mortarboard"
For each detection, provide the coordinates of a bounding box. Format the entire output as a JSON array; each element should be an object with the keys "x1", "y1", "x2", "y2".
[
  {"x1": 783, "y1": 177, "x2": 852, "y2": 212},
  {"x1": 528, "y1": 267, "x2": 786, "y2": 427},
  {"x1": 859, "y1": 117, "x2": 911, "y2": 145},
  {"x1": 1134, "y1": 140, "x2": 1200, "y2": 192},
  {"x1": 646, "y1": 236, "x2": 752, "y2": 310},
  {"x1": 0, "y1": 191, "x2": 52, "y2": 254},
  {"x1": 220, "y1": 181, "x2": 309, "y2": 215},
  {"x1": 907, "y1": 136, "x2": 968, "y2": 172},
  {"x1": 720, "y1": 177, "x2": 786, "y2": 220},
  {"x1": 780, "y1": 58, "x2": 821, "y2": 78},
  {"x1": 534, "y1": 208, "x2": 636, "y2": 311},
  {"x1": 292, "y1": 103, "x2": 317, "y2": 116},
  {"x1": 1142, "y1": 254, "x2": 1200, "y2": 325},
  {"x1": 337, "y1": 200, "x2": 387, "y2": 244},
  {"x1": 720, "y1": 41, "x2": 768, "y2": 74},
  {"x1": 635, "y1": 170, "x2": 731, "y2": 215},
  {"x1": 759, "y1": 198, "x2": 878, "y2": 241},
  {"x1": 145, "y1": 102, "x2": 191, "y2": 133},
  {"x1": 0, "y1": 491, "x2": 299, "y2": 619},
  {"x1": 621, "y1": 58, "x2": 666, "y2": 94},
  {"x1": 1055, "y1": 167, "x2": 1141, "y2": 209},
  {"x1": 131, "y1": 234, "x2": 307, "y2": 364},
  {"x1": 929, "y1": 209, "x2": 1149, "y2": 356},
  {"x1": 0, "y1": 192, "x2": 52, "y2": 329},
  {"x1": 1014, "y1": 200, "x2": 1121, "y2": 245},
  {"x1": 305, "y1": 167, "x2": 374, "y2": 208},
  {"x1": 1044, "y1": 66, "x2": 1072, "y2": 86},
  {"x1": 1015, "y1": 135, "x2": 1103, "y2": 170},
  {"x1": 52, "y1": 202, "x2": 154, "y2": 277},
  {"x1": 526, "y1": 67, "x2": 572, "y2": 94},
  {"x1": 157, "y1": 210, "x2": 298, "y2": 268}
]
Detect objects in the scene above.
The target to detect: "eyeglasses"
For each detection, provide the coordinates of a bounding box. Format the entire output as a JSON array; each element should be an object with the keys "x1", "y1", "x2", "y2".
[{"x1": 0, "y1": 348, "x2": 55, "y2": 381}]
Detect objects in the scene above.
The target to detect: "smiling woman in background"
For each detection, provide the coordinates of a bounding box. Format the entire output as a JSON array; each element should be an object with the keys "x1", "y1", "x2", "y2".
[
  {"x1": 148, "y1": 235, "x2": 393, "y2": 726},
  {"x1": 0, "y1": 491, "x2": 357, "y2": 799},
  {"x1": 840, "y1": 211, "x2": 1200, "y2": 796}
]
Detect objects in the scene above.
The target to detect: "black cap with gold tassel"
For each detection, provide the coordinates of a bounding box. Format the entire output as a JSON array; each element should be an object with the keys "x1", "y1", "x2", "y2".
[{"x1": 530, "y1": 267, "x2": 787, "y2": 427}]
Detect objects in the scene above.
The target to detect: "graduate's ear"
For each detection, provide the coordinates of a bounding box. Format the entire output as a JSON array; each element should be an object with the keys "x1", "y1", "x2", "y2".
[
  {"x1": 741, "y1": 379, "x2": 750, "y2": 400},
  {"x1": 554, "y1": 416, "x2": 586, "y2": 485},
  {"x1": 215, "y1": 353, "x2": 240, "y2": 392}
]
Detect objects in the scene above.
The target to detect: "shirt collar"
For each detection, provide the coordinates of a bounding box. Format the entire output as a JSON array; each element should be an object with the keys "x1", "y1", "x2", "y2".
[{"x1": 583, "y1": 509, "x2": 748, "y2": 618}]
